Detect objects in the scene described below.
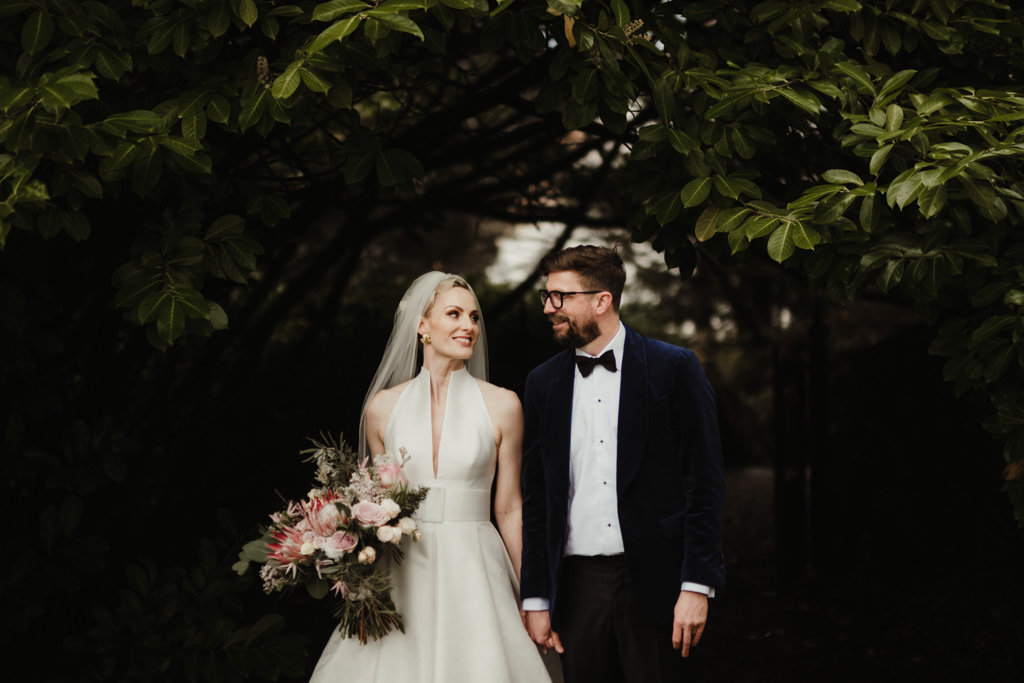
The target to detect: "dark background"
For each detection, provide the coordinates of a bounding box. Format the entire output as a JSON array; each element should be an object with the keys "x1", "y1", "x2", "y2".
[{"x1": 3, "y1": 226, "x2": 1022, "y2": 682}]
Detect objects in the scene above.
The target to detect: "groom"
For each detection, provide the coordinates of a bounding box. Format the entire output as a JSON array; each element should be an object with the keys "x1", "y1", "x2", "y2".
[{"x1": 520, "y1": 246, "x2": 725, "y2": 682}]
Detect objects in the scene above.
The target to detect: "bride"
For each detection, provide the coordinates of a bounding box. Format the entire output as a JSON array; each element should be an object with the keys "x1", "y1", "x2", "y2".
[{"x1": 310, "y1": 272, "x2": 555, "y2": 682}]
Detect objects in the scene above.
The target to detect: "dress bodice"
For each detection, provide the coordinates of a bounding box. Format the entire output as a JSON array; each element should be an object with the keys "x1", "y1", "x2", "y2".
[{"x1": 384, "y1": 367, "x2": 496, "y2": 492}]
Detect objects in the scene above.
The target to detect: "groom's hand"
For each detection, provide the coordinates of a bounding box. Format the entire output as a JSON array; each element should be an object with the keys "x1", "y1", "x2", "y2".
[
  {"x1": 524, "y1": 609, "x2": 565, "y2": 654},
  {"x1": 671, "y1": 590, "x2": 708, "y2": 657}
]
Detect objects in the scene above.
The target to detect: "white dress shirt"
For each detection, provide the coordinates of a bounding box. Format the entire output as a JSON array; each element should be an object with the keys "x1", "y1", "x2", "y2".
[
  {"x1": 565, "y1": 323, "x2": 627, "y2": 556},
  {"x1": 522, "y1": 323, "x2": 711, "y2": 611}
]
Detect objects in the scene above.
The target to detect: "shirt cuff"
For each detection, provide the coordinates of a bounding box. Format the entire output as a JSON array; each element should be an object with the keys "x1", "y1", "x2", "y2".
[
  {"x1": 521, "y1": 597, "x2": 551, "y2": 611},
  {"x1": 681, "y1": 582, "x2": 715, "y2": 598}
]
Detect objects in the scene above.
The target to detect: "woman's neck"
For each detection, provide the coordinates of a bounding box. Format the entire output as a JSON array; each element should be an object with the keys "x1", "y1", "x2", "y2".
[{"x1": 422, "y1": 355, "x2": 465, "y2": 388}]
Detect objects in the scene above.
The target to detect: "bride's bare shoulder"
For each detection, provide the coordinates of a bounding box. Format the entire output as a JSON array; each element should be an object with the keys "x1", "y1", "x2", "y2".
[
  {"x1": 365, "y1": 382, "x2": 411, "y2": 423},
  {"x1": 474, "y1": 378, "x2": 522, "y2": 414}
]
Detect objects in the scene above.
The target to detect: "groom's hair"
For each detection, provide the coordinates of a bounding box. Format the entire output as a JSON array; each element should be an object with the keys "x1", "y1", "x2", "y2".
[{"x1": 540, "y1": 245, "x2": 626, "y2": 310}]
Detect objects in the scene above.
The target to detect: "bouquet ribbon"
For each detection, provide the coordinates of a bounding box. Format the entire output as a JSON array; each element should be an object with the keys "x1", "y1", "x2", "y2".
[{"x1": 416, "y1": 487, "x2": 491, "y2": 523}]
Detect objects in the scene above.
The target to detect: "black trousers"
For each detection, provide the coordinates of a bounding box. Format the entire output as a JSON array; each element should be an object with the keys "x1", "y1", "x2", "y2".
[{"x1": 555, "y1": 555, "x2": 692, "y2": 683}]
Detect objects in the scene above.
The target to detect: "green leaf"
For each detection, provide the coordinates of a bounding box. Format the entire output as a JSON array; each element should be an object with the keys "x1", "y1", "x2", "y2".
[
  {"x1": 790, "y1": 222, "x2": 821, "y2": 249},
  {"x1": 869, "y1": 144, "x2": 893, "y2": 176},
  {"x1": 21, "y1": 10, "x2": 55, "y2": 54},
  {"x1": 822, "y1": 169, "x2": 863, "y2": 185},
  {"x1": 94, "y1": 49, "x2": 133, "y2": 81},
  {"x1": 373, "y1": 14, "x2": 424, "y2": 40},
  {"x1": 824, "y1": 0, "x2": 861, "y2": 10},
  {"x1": 206, "y1": 214, "x2": 246, "y2": 240},
  {"x1": 718, "y1": 207, "x2": 750, "y2": 232},
  {"x1": 0, "y1": 83, "x2": 33, "y2": 112},
  {"x1": 667, "y1": 129, "x2": 698, "y2": 154},
  {"x1": 648, "y1": 191, "x2": 681, "y2": 226},
  {"x1": 877, "y1": 259, "x2": 905, "y2": 292},
  {"x1": 877, "y1": 69, "x2": 917, "y2": 100},
  {"x1": 307, "y1": 579, "x2": 330, "y2": 599},
  {"x1": 238, "y1": 0, "x2": 259, "y2": 27},
  {"x1": 312, "y1": 0, "x2": 371, "y2": 21},
  {"x1": 767, "y1": 224, "x2": 795, "y2": 262},
  {"x1": 814, "y1": 191, "x2": 857, "y2": 223},
  {"x1": 375, "y1": 148, "x2": 423, "y2": 186},
  {"x1": 859, "y1": 193, "x2": 880, "y2": 233},
  {"x1": 680, "y1": 177, "x2": 712, "y2": 208},
  {"x1": 917, "y1": 183, "x2": 947, "y2": 218},
  {"x1": 207, "y1": 95, "x2": 231, "y2": 124},
  {"x1": 743, "y1": 215, "x2": 779, "y2": 240},
  {"x1": 836, "y1": 61, "x2": 875, "y2": 94},
  {"x1": 713, "y1": 174, "x2": 745, "y2": 200},
  {"x1": 38, "y1": 74, "x2": 99, "y2": 113},
  {"x1": 694, "y1": 206, "x2": 720, "y2": 242},
  {"x1": 972, "y1": 315, "x2": 1016, "y2": 343},
  {"x1": 611, "y1": 0, "x2": 629, "y2": 26},
  {"x1": 208, "y1": 302, "x2": 229, "y2": 330},
  {"x1": 271, "y1": 62, "x2": 303, "y2": 99},
  {"x1": 103, "y1": 110, "x2": 164, "y2": 134},
  {"x1": 917, "y1": 92, "x2": 955, "y2": 115},
  {"x1": 299, "y1": 68, "x2": 332, "y2": 94},
  {"x1": 311, "y1": 15, "x2": 363, "y2": 50},
  {"x1": 208, "y1": 1, "x2": 232, "y2": 37},
  {"x1": 779, "y1": 87, "x2": 821, "y2": 116},
  {"x1": 238, "y1": 88, "x2": 270, "y2": 131}
]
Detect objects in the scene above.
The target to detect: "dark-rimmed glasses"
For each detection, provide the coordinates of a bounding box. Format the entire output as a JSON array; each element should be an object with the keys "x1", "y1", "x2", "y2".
[{"x1": 538, "y1": 290, "x2": 603, "y2": 309}]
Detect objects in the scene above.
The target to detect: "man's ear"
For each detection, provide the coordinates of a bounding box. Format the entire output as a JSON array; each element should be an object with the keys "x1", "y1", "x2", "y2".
[{"x1": 594, "y1": 291, "x2": 614, "y2": 316}]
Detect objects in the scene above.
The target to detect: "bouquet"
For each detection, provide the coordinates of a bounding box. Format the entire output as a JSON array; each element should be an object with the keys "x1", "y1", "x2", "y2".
[{"x1": 234, "y1": 434, "x2": 428, "y2": 643}]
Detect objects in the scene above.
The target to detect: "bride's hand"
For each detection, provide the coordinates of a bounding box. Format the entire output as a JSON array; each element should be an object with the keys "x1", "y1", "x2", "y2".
[{"x1": 524, "y1": 610, "x2": 564, "y2": 654}]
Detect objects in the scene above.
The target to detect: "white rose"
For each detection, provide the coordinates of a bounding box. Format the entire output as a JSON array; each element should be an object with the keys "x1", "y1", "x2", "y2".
[
  {"x1": 376, "y1": 526, "x2": 398, "y2": 544},
  {"x1": 397, "y1": 517, "x2": 417, "y2": 535},
  {"x1": 379, "y1": 498, "x2": 401, "y2": 520},
  {"x1": 357, "y1": 546, "x2": 377, "y2": 564},
  {"x1": 300, "y1": 540, "x2": 316, "y2": 556}
]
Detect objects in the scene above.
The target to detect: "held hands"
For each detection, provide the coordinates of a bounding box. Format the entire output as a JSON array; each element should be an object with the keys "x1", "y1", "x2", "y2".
[
  {"x1": 671, "y1": 590, "x2": 708, "y2": 657},
  {"x1": 523, "y1": 609, "x2": 564, "y2": 655}
]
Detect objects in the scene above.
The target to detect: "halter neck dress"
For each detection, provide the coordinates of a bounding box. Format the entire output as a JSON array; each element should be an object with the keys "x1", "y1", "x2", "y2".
[{"x1": 310, "y1": 368, "x2": 553, "y2": 682}]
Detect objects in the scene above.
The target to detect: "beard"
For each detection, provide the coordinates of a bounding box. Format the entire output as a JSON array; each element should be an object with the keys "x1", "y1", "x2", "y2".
[{"x1": 550, "y1": 314, "x2": 600, "y2": 348}]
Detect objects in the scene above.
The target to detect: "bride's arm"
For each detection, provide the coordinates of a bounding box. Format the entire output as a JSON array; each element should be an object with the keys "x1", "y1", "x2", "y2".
[
  {"x1": 491, "y1": 388, "x2": 525, "y2": 582},
  {"x1": 364, "y1": 389, "x2": 400, "y2": 455}
]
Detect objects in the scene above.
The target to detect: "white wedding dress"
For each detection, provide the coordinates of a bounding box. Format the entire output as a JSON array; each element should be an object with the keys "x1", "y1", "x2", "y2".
[{"x1": 310, "y1": 368, "x2": 555, "y2": 683}]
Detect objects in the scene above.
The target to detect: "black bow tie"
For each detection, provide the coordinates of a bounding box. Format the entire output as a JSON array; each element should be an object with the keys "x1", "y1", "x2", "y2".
[{"x1": 574, "y1": 350, "x2": 617, "y2": 377}]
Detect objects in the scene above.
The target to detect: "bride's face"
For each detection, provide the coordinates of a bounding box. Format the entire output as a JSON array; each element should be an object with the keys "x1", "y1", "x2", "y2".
[{"x1": 419, "y1": 286, "x2": 481, "y2": 361}]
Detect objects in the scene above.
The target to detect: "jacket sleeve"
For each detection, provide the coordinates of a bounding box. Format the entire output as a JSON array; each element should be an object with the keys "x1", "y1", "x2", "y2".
[
  {"x1": 676, "y1": 350, "x2": 726, "y2": 589},
  {"x1": 519, "y1": 369, "x2": 550, "y2": 601}
]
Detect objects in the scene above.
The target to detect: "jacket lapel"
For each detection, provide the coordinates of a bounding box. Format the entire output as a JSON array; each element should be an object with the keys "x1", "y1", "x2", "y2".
[
  {"x1": 617, "y1": 326, "x2": 648, "y2": 493},
  {"x1": 547, "y1": 350, "x2": 575, "y2": 503}
]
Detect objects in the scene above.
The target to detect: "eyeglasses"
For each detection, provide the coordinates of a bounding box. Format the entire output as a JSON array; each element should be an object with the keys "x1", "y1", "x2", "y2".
[{"x1": 538, "y1": 290, "x2": 603, "y2": 309}]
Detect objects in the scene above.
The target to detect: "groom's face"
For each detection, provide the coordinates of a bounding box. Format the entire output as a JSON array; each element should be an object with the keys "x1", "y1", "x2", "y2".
[{"x1": 544, "y1": 270, "x2": 600, "y2": 349}]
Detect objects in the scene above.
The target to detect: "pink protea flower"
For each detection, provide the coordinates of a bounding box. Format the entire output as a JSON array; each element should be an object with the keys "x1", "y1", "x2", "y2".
[
  {"x1": 302, "y1": 491, "x2": 346, "y2": 537},
  {"x1": 266, "y1": 525, "x2": 305, "y2": 564}
]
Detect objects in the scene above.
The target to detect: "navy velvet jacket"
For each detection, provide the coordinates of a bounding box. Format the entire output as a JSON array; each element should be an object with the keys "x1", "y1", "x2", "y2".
[{"x1": 520, "y1": 326, "x2": 726, "y2": 628}]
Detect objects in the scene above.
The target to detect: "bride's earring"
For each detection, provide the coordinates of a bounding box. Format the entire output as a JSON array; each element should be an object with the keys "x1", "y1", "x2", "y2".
[{"x1": 420, "y1": 333, "x2": 431, "y2": 345}]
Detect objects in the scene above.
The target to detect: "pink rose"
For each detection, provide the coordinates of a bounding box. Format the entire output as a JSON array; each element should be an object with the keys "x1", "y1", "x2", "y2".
[
  {"x1": 352, "y1": 500, "x2": 390, "y2": 527},
  {"x1": 377, "y1": 462, "x2": 408, "y2": 489},
  {"x1": 323, "y1": 531, "x2": 358, "y2": 560}
]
